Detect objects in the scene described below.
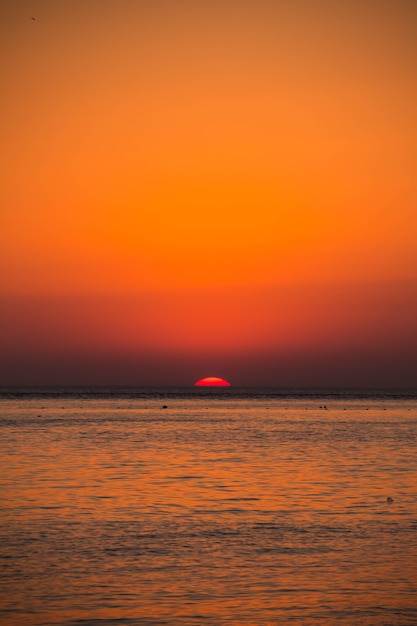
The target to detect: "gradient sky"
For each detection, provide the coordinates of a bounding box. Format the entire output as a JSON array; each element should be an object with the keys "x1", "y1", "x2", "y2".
[{"x1": 1, "y1": 0, "x2": 416, "y2": 387}]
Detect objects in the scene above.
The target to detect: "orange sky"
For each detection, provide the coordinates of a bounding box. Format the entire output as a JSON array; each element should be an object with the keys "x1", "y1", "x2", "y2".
[{"x1": 1, "y1": 0, "x2": 416, "y2": 386}]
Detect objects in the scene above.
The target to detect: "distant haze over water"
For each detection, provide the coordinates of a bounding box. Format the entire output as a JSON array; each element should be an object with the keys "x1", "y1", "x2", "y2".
[{"x1": 1, "y1": 386, "x2": 416, "y2": 400}]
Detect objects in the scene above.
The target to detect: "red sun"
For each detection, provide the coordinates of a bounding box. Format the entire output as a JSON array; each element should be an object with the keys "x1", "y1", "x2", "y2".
[{"x1": 194, "y1": 377, "x2": 231, "y2": 387}]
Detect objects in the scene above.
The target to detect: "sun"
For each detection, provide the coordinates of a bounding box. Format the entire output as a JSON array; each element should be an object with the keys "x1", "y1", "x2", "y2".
[{"x1": 194, "y1": 377, "x2": 231, "y2": 387}]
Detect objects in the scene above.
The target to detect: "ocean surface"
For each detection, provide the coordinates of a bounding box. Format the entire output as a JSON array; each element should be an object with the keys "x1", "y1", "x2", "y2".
[{"x1": 1, "y1": 387, "x2": 417, "y2": 625}]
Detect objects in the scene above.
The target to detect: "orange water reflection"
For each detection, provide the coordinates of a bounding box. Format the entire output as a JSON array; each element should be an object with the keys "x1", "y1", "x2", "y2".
[{"x1": 1, "y1": 399, "x2": 417, "y2": 625}]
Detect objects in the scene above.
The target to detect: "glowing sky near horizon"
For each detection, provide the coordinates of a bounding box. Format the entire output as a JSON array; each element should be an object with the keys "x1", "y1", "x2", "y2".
[{"x1": 1, "y1": 0, "x2": 417, "y2": 386}]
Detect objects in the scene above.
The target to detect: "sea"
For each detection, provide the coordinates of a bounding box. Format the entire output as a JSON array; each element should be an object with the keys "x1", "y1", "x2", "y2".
[{"x1": 1, "y1": 387, "x2": 417, "y2": 625}]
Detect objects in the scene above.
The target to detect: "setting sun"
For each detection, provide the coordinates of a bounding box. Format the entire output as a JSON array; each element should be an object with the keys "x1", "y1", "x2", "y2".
[{"x1": 194, "y1": 377, "x2": 231, "y2": 387}]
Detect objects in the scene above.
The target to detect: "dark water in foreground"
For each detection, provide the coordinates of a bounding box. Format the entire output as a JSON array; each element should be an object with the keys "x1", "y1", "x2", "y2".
[{"x1": 1, "y1": 388, "x2": 417, "y2": 625}]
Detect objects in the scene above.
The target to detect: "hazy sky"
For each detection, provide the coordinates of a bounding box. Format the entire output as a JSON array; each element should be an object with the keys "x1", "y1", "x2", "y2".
[{"x1": 1, "y1": 0, "x2": 416, "y2": 387}]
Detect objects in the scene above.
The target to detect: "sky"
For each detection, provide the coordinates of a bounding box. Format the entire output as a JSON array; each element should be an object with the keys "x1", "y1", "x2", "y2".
[{"x1": 1, "y1": 0, "x2": 416, "y2": 387}]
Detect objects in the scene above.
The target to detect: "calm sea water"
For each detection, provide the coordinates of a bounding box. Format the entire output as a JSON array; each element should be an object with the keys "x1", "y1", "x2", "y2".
[{"x1": 1, "y1": 388, "x2": 417, "y2": 625}]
